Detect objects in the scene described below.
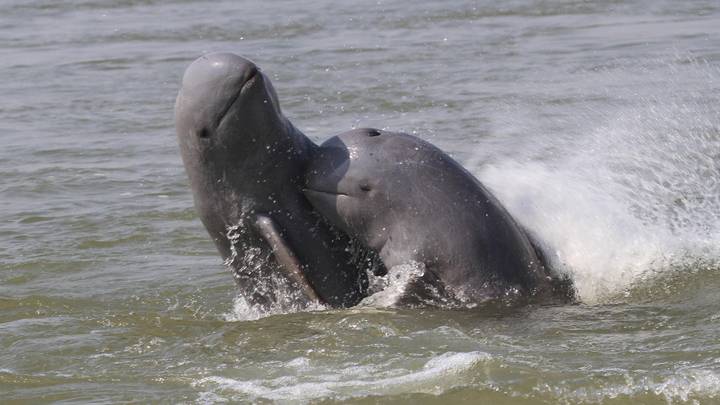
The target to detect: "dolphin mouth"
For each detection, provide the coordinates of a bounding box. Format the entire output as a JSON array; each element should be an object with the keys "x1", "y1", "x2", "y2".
[
  {"x1": 303, "y1": 188, "x2": 349, "y2": 197},
  {"x1": 217, "y1": 67, "x2": 259, "y2": 127}
]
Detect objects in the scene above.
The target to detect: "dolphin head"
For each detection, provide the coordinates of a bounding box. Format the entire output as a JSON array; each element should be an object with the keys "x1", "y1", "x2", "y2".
[
  {"x1": 174, "y1": 53, "x2": 295, "y2": 184},
  {"x1": 304, "y1": 128, "x2": 424, "y2": 251},
  {"x1": 175, "y1": 53, "x2": 311, "y2": 224}
]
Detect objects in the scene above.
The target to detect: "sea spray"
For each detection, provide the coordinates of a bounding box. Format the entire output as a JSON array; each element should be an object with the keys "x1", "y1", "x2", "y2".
[{"x1": 475, "y1": 56, "x2": 720, "y2": 303}]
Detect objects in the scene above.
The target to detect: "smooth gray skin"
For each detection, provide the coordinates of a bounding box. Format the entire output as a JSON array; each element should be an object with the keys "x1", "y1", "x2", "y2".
[
  {"x1": 175, "y1": 53, "x2": 371, "y2": 308},
  {"x1": 304, "y1": 128, "x2": 568, "y2": 305}
]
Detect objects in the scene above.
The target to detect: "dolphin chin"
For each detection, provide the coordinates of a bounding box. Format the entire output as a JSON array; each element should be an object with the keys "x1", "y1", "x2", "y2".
[{"x1": 303, "y1": 188, "x2": 349, "y2": 197}]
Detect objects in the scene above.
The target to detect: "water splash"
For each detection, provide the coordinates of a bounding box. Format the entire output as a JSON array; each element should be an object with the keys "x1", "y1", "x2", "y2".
[
  {"x1": 475, "y1": 56, "x2": 720, "y2": 303},
  {"x1": 360, "y1": 262, "x2": 428, "y2": 307},
  {"x1": 223, "y1": 221, "x2": 326, "y2": 321},
  {"x1": 360, "y1": 262, "x2": 489, "y2": 308}
]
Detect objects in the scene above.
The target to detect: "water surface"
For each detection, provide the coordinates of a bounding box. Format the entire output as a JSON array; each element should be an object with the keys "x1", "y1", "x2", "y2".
[{"x1": 2, "y1": 0, "x2": 720, "y2": 403}]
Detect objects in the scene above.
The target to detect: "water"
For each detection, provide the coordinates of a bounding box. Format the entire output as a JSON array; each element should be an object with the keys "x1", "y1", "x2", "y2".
[{"x1": 2, "y1": 0, "x2": 719, "y2": 403}]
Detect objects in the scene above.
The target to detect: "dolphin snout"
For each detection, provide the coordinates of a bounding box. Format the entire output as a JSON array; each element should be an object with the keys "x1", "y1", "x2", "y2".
[
  {"x1": 182, "y1": 52, "x2": 259, "y2": 90},
  {"x1": 177, "y1": 53, "x2": 262, "y2": 131},
  {"x1": 305, "y1": 145, "x2": 352, "y2": 194}
]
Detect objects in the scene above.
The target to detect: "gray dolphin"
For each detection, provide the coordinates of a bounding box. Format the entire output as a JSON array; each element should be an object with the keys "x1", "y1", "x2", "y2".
[
  {"x1": 175, "y1": 53, "x2": 376, "y2": 308},
  {"x1": 304, "y1": 128, "x2": 573, "y2": 305}
]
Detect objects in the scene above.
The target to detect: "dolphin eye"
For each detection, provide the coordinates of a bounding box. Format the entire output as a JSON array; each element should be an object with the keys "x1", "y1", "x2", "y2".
[
  {"x1": 359, "y1": 183, "x2": 372, "y2": 192},
  {"x1": 367, "y1": 129, "x2": 381, "y2": 137},
  {"x1": 197, "y1": 128, "x2": 210, "y2": 138}
]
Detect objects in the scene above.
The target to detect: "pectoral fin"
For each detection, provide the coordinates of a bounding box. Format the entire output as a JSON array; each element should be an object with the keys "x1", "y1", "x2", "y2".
[{"x1": 253, "y1": 214, "x2": 323, "y2": 304}]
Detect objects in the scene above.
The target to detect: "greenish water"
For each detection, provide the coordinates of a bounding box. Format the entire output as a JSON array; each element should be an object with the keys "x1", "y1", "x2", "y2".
[{"x1": 2, "y1": 0, "x2": 720, "y2": 403}]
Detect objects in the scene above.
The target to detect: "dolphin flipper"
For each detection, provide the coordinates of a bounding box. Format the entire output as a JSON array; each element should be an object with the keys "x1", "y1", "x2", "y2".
[{"x1": 253, "y1": 214, "x2": 323, "y2": 304}]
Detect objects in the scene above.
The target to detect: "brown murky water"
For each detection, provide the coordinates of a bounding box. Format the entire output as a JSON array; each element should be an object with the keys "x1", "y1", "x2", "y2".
[{"x1": 2, "y1": 0, "x2": 720, "y2": 402}]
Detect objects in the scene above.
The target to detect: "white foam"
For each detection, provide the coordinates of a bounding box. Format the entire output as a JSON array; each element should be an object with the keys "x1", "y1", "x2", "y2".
[
  {"x1": 650, "y1": 369, "x2": 720, "y2": 403},
  {"x1": 539, "y1": 368, "x2": 720, "y2": 403},
  {"x1": 193, "y1": 351, "x2": 490, "y2": 403},
  {"x1": 196, "y1": 391, "x2": 229, "y2": 404},
  {"x1": 223, "y1": 294, "x2": 326, "y2": 322}
]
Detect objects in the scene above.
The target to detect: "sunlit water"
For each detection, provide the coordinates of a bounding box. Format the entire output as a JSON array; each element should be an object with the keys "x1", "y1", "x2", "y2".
[{"x1": 2, "y1": 0, "x2": 720, "y2": 403}]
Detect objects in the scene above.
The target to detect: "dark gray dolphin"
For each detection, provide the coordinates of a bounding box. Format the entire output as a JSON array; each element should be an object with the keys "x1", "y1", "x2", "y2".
[
  {"x1": 304, "y1": 128, "x2": 572, "y2": 305},
  {"x1": 175, "y1": 53, "x2": 374, "y2": 308}
]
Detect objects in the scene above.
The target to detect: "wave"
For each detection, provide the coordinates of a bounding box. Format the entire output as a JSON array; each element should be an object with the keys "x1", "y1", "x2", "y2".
[{"x1": 193, "y1": 351, "x2": 489, "y2": 403}]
